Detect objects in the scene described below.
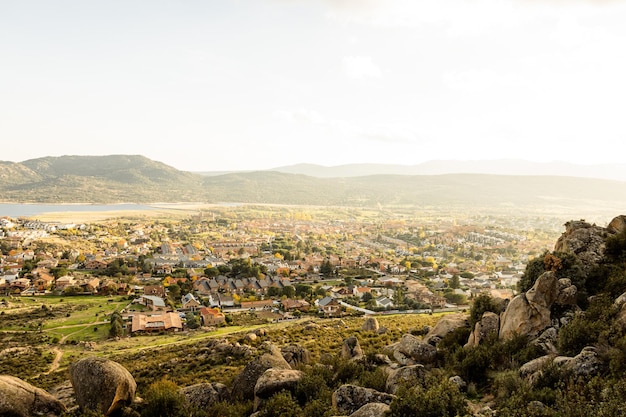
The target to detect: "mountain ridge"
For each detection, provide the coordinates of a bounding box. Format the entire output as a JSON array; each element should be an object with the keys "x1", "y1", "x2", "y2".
[
  {"x1": 265, "y1": 159, "x2": 626, "y2": 181},
  {"x1": 1, "y1": 156, "x2": 625, "y2": 215}
]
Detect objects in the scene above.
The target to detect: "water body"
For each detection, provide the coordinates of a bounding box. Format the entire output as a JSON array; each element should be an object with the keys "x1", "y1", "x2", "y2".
[{"x1": 0, "y1": 203, "x2": 156, "y2": 218}]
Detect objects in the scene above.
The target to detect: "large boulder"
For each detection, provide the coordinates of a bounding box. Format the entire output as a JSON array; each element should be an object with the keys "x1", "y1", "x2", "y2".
[
  {"x1": 554, "y1": 220, "x2": 610, "y2": 274},
  {"x1": 465, "y1": 311, "x2": 500, "y2": 347},
  {"x1": 607, "y1": 215, "x2": 626, "y2": 235},
  {"x1": 181, "y1": 383, "x2": 228, "y2": 411},
  {"x1": 557, "y1": 346, "x2": 604, "y2": 378},
  {"x1": 361, "y1": 317, "x2": 380, "y2": 332},
  {"x1": 393, "y1": 334, "x2": 437, "y2": 365},
  {"x1": 281, "y1": 345, "x2": 311, "y2": 367},
  {"x1": 424, "y1": 313, "x2": 469, "y2": 345},
  {"x1": 342, "y1": 336, "x2": 364, "y2": 360},
  {"x1": 254, "y1": 368, "x2": 304, "y2": 411},
  {"x1": 332, "y1": 384, "x2": 396, "y2": 416},
  {"x1": 0, "y1": 375, "x2": 67, "y2": 417},
  {"x1": 499, "y1": 271, "x2": 577, "y2": 340},
  {"x1": 69, "y1": 356, "x2": 136, "y2": 416},
  {"x1": 385, "y1": 365, "x2": 427, "y2": 395},
  {"x1": 231, "y1": 344, "x2": 291, "y2": 400}
]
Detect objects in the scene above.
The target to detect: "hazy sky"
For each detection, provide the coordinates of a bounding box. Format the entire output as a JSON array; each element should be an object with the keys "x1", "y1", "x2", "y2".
[{"x1": 2, "y1": 0, "x2": 625, "y2": 172}]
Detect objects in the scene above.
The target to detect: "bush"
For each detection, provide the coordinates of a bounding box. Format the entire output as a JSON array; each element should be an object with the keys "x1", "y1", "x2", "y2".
[
  {"x1": 257, "y1": 391, "x2": 302, "y2": 417},
  {"x1": 388, "y1": 377, "x2": 467, "y2": 417},
  {"x1": 141, "y1": 379, "x2": 186, "y2": 417}
]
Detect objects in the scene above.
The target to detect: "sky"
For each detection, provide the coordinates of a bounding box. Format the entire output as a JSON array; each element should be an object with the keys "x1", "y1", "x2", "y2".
[{"x1": 1, "y1": 0, "x2": 625, "y2": 172}]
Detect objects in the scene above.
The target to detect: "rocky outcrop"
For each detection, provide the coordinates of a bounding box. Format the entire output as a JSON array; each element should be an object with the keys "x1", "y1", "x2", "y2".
[
  {"x1": 181, "y1": 383, "x2": 228, "y2": 411},
  {"x1": 385, "y1": 365, "x2": 427, "y2": 395},
  {"x1": 231, "y1": 344, "x2": 291, "y2": 400},
  {"x1": 254, "y1": 368, "x2": 304, "y2": 410},
  {"x1": 466, "y1": 311, "x2": 500, "y2": 348},
  {"x1": 554, "y1": 219, "x2": 610, "y2": 274},
  {"x1": 530, "y1": 327, "x2": 559, "y2": 355},
  {"x1": 0, "y1": 375, "x2": 67, "y2": 417},
  {"x1": 361, "y1": 317, "x2": 380, "y2": 332},
  {"x1": 348, "y1": 402, "x2": 391, "y2": 417},
  {"x1": 69, "y1": 356, "x2": 136, "y2": 416},
  {"x1": 556, "y1": 346, "x2": 604, "y2": 377},
  {"x1": 393, "y1": 334, "x2": 437, "y2": 365},
  {"x1": 342, "y1": 336, "x2": 364, "y2": 360},
  {"x1": 607, "y1": 215, "x2": 626, "y2": 234},
  {"x1": 281, "y1": 345, "x2": 311, "y2": 367},
  {"x1": 499, "y1": 272, "x2": 577, "y2": 340},
  {"x1": 424, "y1": 313, "x2": 469, "y2": 345},
  {"x1": 332, "y1": 384, "x2": 396, "y2": 416}
]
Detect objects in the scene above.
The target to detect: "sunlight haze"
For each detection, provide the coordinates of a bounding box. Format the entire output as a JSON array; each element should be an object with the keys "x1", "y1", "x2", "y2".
[{"x1": 1, "y1": 0, "x2": 625, "y2": 171}]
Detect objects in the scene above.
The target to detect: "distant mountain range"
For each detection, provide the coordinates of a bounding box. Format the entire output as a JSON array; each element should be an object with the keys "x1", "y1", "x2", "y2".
[
  {"x1": 264, "y1": 160, "x2": 626, "y2": 181},
  {"x1": 1, "y1": 156, "x2": 625, "y2": 216}
]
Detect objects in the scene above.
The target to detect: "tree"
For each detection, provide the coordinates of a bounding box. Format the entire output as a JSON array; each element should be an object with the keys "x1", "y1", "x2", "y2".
[
  {"x1": 109, "y1": 311, "x2": 124, "y2": 338},
  {"x1": 320, "y1": 260, "x2": 333, "y2": 276},
  {"x1": 282, "y1": 285, "x2": 295, "y2": 298},
  {"x1": 185, "y1": 312, "x2": 200, "y2": 329},
  {"x1": 450, "y1": 274, "x2": 460, "y2": 289}
]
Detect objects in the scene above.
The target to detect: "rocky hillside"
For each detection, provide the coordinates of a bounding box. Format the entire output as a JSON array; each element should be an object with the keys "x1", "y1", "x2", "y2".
[{"x1": 3, "y1": 215, "x2": 626, "y2": 416}]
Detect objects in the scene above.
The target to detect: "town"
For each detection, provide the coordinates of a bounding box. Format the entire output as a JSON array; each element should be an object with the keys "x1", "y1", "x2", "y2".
[{"x1": 0, "y1": 205, "x2": 561, "y2": 335}]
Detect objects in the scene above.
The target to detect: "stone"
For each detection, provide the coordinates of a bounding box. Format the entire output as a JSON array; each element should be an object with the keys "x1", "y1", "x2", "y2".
[
  {"x1": 565, "y1": 346, "x2": 603, "y2": 377},
  {"x1": 424, "y1": 313, "x2": 469, "y2": 345},
  {"x1": 449, "y1": 375, "x2": 467, "y2": 391},
  {"x1": 554, "y1": 220, "x2": 609, "y2": 274},
  {"x1": 519, "y1": 355, "x2": 554, "y2": 379},
  {"x1": 465, "y1": 311, "x2": 500, "y2": 347},
  {"x1": 281, "y1": 345, "x2": 311, "y2": 367},
  {"x1": 231, "y1": 344, "x2": 291, "y2": 400},
  {"x1": 499, "y1": 271, "x2": 576, "y2": 340},
  {"x1": 393, "y1": 334, "x2": 437, "y2": 365},
  {"x1": 361, "y1": 317, "x2": 380, "y2": 332},
  {"x1": 0, "y1": 375, "x2": 67, "y2": 417},
  {"x1": 180, "y1": 383, "x2": 228, "y2": 411},
  {"x1": 386, "y1": 365, "x2": 427, "y2": 395},
  {"x1": 607, "y1": 215, "x2": 626, "y2": 234},
  {"x1": 349, "y1": 402, "x2": 391, "y2": 417},
  {"x1": 342, "y1": 336, "x2": 364, "y2": 360},
  {"x1": 254, "y1": 368, "x2": 303, "y2": 411},
  {"x1": 69, "y1": 356, "x2": 136, "y2": 416},
  {"x1": 530, "y1": 327, "x2": 558, "y2": 355},
  {"x1": 244, "y1": 333, "x2": 258, "y2": 343},
  {"x1": 332, "y1": 384, "x2": 396, "y2": 416}
]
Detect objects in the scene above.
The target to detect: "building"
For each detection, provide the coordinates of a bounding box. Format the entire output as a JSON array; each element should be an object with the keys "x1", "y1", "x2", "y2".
[
  {"x1": 199, "y1": 307, "x2": 225, "y2": 326},
  {"x1": 131, "y1": 313, "x2": 183, "y2": 333}
]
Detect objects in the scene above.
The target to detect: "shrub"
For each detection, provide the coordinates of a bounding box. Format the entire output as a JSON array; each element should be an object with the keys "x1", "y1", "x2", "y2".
[
  {"x1": 257, "y1": 391, "x2": 302, "y2": 417},
  {"x1": 141, "y1": 379, "x2": 185, "y2": 417},
  {"x1": 388, "y1": 377, "x2": 467, "y2": 417}
]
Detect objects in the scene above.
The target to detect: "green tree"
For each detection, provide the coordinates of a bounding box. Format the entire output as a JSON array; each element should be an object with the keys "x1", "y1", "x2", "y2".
[{"x1": 109, "y1": 311, "x2": 124, "y2": 338}]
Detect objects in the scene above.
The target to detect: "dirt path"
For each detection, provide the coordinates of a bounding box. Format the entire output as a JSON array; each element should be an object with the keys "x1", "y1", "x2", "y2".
[{"x1": 45, "y1": 347, "x2": 63, "y2": 375}]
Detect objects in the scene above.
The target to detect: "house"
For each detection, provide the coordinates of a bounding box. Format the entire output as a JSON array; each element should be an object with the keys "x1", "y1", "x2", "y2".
[
  {"x1": 137, "y1": 295, "x2": 168, "y2": 311},
  {"x1": 55, "y1": 275, "x2": 76, "y2": 291},
  {"x1": 84, "y1": 259, "x2": 108, "y2": 270},
  {"x1": 181, "y1": 293, "x2": 201, "y2": 311},
  {"x1": 33, "y1": 272, "x2": 55, "y2": 292},
  {"x1": 131, "y1": 313, "x2": 183, "y2": 333},
  {"x1": 375, "y1": 296, "x2": 394, "y2": 309},
  {"x1": 199, "y1": 307, "x2": 226, "y2": 326},
  {"x1": 317, "y1": 296, "x2": 342, "y2": 317},
  {"x1": 144, "y1": 285, "x2": 166, "y2": 298},
  {"x1": 281, "y1": 298, "x2": 310, "y2": 312}
]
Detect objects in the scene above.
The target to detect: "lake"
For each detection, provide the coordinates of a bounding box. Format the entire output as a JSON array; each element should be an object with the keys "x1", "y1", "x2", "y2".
[{"x1": 0, "y1": 203, "x2": 156, "y2": 218}]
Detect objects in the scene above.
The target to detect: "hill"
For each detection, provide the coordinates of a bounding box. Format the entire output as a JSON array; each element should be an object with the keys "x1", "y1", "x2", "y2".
[
  {"x1": 269, "y1": 160, "x2": 626, "y2": 181},
  {"x1": 1, "y1": 156, "x2": 626, "y2": 216}
]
